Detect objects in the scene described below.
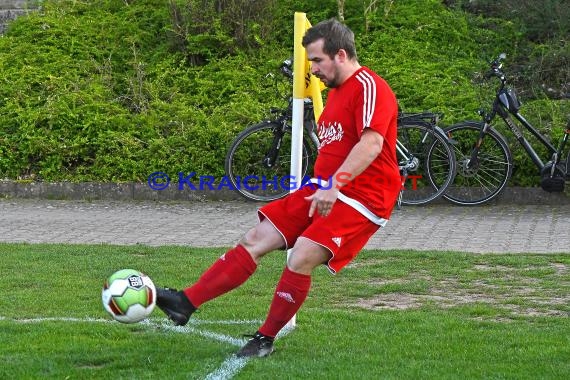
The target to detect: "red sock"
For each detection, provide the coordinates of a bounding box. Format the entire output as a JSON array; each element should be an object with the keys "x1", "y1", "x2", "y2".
[
  {"x1": 184, "y1": 244, "x2": 257, "y2": 307},
  {"x1": 258, "y1": 267, "x2": 311, "y2": 338}
]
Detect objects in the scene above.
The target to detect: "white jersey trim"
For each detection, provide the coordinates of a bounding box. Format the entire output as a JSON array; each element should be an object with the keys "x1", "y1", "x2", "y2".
[
  {"x1": 355, "y1": 70, "x2": 377, "y2": 131},
  {"x1": 309, "y1": 178, "x2": 388, "y2": 227}
]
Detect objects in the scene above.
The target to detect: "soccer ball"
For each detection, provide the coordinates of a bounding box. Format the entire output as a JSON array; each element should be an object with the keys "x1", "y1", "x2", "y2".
[{"x1": 102, "y1": 269, "x2": 156, "y2": 323}]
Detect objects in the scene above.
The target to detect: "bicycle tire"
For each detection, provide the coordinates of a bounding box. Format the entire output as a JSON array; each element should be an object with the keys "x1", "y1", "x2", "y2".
[
  {"x1": 225, "y1": 121, "x2": 314, "y2": 202},
  {"x1": 397, "y1": 122, "x2": 457, "y2": 205},
  {"x1": 443, "y1": 121, "x2": 513, "y2": 205}
]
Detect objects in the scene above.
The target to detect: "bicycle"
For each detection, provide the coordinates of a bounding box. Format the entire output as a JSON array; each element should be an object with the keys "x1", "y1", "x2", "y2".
[
  {"x1": 443, "y1": 53, "x2": 570, "y2": 205},
  {"x1": 225, "y1": 59, "x2": 456, "y2": 206}
]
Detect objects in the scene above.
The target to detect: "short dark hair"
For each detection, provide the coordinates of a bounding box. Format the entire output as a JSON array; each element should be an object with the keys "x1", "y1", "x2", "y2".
[{"x1": 301, "y1": 18, "x2": 357, "y2": 60}]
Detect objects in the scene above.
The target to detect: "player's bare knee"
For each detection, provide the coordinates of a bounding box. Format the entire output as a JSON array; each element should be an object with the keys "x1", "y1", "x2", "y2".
[
  {"x1": 239, "y1": 227, "x2": 259, "y2": 252},
  {"x1": 239, "y1": 226, "x2": 270, "y2": 261},
  {"x1": 286, "y1": 254, "x2": 309, "y2": 273},
  {"x1": 287, "y1": 239, "x2": 332, "y2": 274},
  {"x1": 287, "y1": 250, "x2": 323, "y2": 274}
]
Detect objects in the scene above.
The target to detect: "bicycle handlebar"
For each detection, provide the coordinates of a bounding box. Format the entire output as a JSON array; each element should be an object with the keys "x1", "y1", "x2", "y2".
[
  {"x1": 490, "y1": 53, "x2": 506, "y2": 69},
  {"x1": 484, "y1": 53, "x2": 507, "y2": 82},
  {"x1": 280, "y1": 58, "x2": 294, "y2": 79}
]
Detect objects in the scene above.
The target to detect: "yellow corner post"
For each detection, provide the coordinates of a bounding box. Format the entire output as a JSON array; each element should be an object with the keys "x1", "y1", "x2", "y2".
[
  {"x1": 287, "y1": 12, "x2": 325, "y2": 330},
  {"x1": 291, "y1": 12, "x2": 324, "y2": 189}
]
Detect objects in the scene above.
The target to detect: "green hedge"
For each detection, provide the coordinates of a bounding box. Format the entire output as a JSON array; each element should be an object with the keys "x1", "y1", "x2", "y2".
[{"x1": 0, "y1": 0, "x2": 567, "y2": 186}]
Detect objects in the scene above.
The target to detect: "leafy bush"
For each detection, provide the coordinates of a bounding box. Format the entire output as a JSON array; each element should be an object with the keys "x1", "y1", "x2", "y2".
[
  {"x1": 0, "y1": 0, "x2": 566, "y2": 187},
  {"x1": 444, "y1": 0, "x2": 569, "y2": 99},
  {"x1": 0, "y1": 0, "x2": 281, "y2": 181}
]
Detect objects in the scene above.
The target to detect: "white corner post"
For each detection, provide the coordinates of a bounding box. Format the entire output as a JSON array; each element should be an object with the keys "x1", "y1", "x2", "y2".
[
  {"x1": 284, "y1": 12, "x2": 310, "y2": 329},
  {"x1": 285, "y1": 12, "x2": 325, "y2": 331}
]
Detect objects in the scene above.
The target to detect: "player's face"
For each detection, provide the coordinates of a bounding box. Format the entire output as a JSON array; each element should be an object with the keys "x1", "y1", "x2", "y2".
[{"x1": 306, "y1": 39, "x2": 341, "y2": 88}]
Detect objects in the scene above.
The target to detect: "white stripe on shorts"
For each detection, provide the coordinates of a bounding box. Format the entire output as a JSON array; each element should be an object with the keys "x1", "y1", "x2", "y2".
[{"x1": 309, "y1": 178, "x2": 388, "y2": 227}]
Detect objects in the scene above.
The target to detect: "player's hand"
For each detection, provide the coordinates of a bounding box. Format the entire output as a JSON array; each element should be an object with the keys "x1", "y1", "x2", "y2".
[{"x1": 305, "y1": 187, "x2": 339, "y2": 217}]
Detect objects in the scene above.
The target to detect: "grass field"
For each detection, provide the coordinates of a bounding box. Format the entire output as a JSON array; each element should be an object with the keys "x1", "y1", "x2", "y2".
[{"x1": 1, "y1": 243, "x2": 569, "y2": 379}]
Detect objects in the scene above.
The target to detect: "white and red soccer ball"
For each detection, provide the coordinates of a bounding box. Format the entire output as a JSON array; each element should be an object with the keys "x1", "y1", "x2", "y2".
[{"x1": 102, "y1": 269, "x2": 156, "y2": 323}]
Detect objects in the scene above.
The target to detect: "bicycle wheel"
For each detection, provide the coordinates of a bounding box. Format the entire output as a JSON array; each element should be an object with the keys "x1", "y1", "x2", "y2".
[
  {"x1": 397, "y1": 122, "x2": 456, "y2": 205},
  {"x1": 225, "y1": 121, "x2": 314, "y2": 202},
  {"x1": 443, "y1": 121, "x2": 513, "y2": 205}
]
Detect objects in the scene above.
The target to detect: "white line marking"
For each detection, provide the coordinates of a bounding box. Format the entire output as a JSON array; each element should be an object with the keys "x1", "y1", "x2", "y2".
[
  {"x1": 0, "y1": 316, "x2": 294, "y2": 380},
  {"x1": 149, "y1": 320, "x2": 247, "y2": 347},
  {"x1": 188, "y1": 319, "x2": 263, "y2": 326},
  {"x1": 2, "y1": 316, "x2": 113, "y2": 324},
  {"x1": 204, "y1": 356, "x2": 249, "y2": 380}
]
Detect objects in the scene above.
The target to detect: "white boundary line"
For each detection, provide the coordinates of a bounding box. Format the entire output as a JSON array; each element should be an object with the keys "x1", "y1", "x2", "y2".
[
  {"x1": 0, "y1": 316, "x2": 293, "y2": 379},
  {"x1": 204, "y1": 356, "x2": 249, "y2": 380}
]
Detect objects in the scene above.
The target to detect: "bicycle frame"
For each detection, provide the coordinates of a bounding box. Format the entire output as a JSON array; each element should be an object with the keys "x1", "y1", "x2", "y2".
[
  {"x1": 282, "y1": 98, "x2": 320, "y2": 148},
  {"x1": 443, "y1": 54, "x2": 569, "y2": 205},
  {"x1": 472, "y1": 57, "x2": 569, "y2": 175},
  {"x1": 264, "y1": 98, "x2": 319, "y2": 167},
  {"x1": 397, "y1": 112, "x2": 450, "y2": 171},
  {"x1": 493, "y1": 95, "x2": 563, "y2": 171}
]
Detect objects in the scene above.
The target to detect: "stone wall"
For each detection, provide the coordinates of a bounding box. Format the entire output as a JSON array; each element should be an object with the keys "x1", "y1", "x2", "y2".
[
  {"x1": 0, "y1": 0, "x2": 38, "y2": 34},
  {"x1": 0, "y1": 180, "x2": 569, "y2": 204}
]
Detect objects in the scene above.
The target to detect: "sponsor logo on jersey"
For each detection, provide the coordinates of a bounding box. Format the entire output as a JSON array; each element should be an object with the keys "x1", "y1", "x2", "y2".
[{"x1": 318, "y1": 121, "x2": 344, "y2": 148}]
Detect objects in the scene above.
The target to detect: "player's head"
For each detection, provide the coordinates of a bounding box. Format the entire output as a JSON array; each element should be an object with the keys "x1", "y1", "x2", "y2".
[
  {"x1": 302, "y1": 19, "x2": 358, "y2": 88},
  {"x1": 302, "y1": 19, "x2": 357, "y2": 61}
]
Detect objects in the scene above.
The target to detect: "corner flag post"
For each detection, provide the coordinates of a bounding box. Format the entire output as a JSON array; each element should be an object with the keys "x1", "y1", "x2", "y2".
[
  {"x1": 290, "y1": 12, "x2": 309, "y2": 190},
  {"x1": 286, "y1": 12, "x2": 324, "y2": 329}
]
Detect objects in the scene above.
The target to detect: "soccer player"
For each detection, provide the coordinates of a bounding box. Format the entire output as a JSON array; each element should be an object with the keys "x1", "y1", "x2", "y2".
[{"x1": 156, "y1": 18, "x2": 401, "y2": 357}]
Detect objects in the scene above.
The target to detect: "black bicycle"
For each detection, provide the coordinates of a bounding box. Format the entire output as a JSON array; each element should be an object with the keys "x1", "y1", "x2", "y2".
[
  {"x1": 225, "y1": 59, "x2": 456, "y2": 205},
  {"x1": 444, "y1": 53, "x2": 570, "y2": 205}
]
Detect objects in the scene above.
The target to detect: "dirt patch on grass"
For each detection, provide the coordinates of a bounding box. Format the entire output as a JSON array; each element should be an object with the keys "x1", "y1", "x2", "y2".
[
  {"x1": 551, "y1": 262, "x2": 568, "y2": 274},
  {"x1": 350, "y1": 269, "x2": 569, "y2": 318},
  {"x1": 345, "y1": 256, "x2": 570, "y2": 318}
]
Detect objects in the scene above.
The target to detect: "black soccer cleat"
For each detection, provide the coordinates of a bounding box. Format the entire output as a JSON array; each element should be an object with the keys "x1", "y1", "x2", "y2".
[
  {"x1": 236, "y1": 331, "x2": 275, "y2": 358},
  {"x1": 156, "y1": 287, "x2": 196, "y2": 326}
]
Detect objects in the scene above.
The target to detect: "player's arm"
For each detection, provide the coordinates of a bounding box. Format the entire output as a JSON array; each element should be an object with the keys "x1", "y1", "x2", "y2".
[
  {"x1": 306, "y1": 128, "x2": 384, "y2": 217},
  {"x1": 330, "y1": 128, "x2": 384, "y2": 189}
]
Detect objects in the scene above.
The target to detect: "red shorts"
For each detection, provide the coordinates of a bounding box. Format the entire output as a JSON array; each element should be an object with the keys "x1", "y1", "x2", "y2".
[{"x1": 258, "y1": 186, "x2": 381, "y2": 274}]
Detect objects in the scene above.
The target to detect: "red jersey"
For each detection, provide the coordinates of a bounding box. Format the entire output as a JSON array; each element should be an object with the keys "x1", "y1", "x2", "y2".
[{"x1": 313, "y1": 67, "x2": 400, "y2": 219}]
